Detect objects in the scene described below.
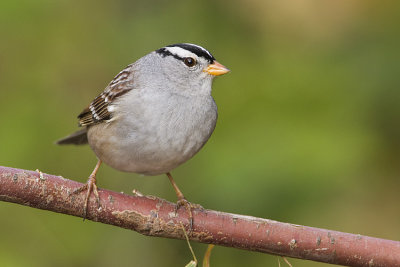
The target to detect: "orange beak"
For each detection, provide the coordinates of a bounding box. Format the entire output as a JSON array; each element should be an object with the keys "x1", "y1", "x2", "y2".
[{"x1": 204, "y1": 61, "x2": 230, "y2": 76}]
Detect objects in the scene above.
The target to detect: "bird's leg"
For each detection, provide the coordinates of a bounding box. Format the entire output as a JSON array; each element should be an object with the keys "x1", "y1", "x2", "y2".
[
  {"x1": 71, "y1": 160, "x2": 102, "y2": 220},
  {"x1": 166, "y1": 172, "x2": 201, "y2": 230}
]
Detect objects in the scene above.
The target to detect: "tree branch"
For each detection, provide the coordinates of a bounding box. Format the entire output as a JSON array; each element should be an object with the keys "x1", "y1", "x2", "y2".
[{"x1": 0, "y1": 166, "x2": 399, "y2": 266}]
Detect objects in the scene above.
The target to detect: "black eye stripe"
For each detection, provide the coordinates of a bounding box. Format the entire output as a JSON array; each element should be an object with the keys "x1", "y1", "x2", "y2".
[
  {"x1": 155, "y1": 49, "x2": 194, "y2": 67},
  {"x1": 156, "y1": 47, "x2": 183, "y2": 61}
]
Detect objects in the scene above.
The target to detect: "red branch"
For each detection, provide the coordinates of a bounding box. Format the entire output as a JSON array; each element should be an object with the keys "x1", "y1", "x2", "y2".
[{"x1": 0, "y1": 166, "x2": 399, "y2": 266}]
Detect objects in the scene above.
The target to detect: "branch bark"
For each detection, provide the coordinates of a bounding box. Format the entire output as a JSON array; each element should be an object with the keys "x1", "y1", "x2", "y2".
[{"x1": 0, "y1": 166, "x2": 399, "y2": 267}]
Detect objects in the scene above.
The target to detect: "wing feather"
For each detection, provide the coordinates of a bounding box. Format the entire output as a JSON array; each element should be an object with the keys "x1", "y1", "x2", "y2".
[{"x1": 78, "y1": 64, "x2": 134, "y2": 126}]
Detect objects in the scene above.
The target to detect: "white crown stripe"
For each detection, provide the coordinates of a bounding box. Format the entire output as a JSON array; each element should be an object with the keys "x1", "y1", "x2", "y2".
[{"x1": 165, "y1": 47, "x2": 197, "y2": 59}]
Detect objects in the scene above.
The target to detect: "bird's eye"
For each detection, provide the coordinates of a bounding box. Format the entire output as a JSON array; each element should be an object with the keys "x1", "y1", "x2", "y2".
[{"x1": 183, "y1": 57, "x2": 196, "y2": 67}]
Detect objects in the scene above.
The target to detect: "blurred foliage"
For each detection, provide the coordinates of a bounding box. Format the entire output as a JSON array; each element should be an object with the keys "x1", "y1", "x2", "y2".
[{"x1": 1, "y1": 0, "x2": 399, "y2": 266}]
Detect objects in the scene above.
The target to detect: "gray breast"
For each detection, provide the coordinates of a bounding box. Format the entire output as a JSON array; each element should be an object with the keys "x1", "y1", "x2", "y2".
[{"x1": 102, "y1": 90, "x2": 217, "y2": 174}]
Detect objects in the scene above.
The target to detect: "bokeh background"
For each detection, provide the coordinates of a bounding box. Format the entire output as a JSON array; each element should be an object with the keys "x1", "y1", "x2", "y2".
[{"x1": 1, "y1": 0, "x2": 399, "y2": 266}]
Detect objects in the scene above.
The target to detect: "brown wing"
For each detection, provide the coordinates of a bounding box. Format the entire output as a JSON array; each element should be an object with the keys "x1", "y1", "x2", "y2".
[{"x1": 78, "y1": 64, "x2": 134, "y2": 127}]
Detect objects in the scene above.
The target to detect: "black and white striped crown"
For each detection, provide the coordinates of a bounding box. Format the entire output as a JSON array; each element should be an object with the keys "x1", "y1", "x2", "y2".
[{"x1": 156, "y1": 43, "x2": 215, "y2": 63}]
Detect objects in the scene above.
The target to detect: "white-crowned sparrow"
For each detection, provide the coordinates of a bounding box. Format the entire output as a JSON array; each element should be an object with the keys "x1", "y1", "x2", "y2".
[{"x1": 57, "y1": 43, "x2": 229, "y2": 224}]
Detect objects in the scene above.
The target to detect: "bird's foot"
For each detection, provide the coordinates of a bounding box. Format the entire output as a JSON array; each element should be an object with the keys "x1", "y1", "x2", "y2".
[
  {"x1": 175, "y1": 198, "x2": 203, "y2": 232},
  {"x1": 70, "y1": 174, "x2": 100, "y2": 220}
]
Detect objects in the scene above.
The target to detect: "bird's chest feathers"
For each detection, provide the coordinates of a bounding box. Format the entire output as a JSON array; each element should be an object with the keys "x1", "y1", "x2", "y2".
[
  {"x1": 117, "y1": 92, "x2": 217, "y2": 157},
  {"x1": 149, "y1": 95, "x2": 216, "y2": 154}
]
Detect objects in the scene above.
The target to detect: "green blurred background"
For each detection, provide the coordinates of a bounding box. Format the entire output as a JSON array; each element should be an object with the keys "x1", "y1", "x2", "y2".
[{"x1": 1, "y1": 0, "x2": 399, "y2": 266}]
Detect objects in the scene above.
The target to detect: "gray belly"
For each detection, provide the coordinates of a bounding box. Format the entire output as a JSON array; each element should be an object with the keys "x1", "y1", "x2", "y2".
[{"x1": 87, "y1": 94, "x2": 217, "y2": 175}]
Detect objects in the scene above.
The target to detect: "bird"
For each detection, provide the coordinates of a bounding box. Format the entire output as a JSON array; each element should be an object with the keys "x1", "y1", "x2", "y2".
[{"x1": 56, "y1": 43, "x2": 229, "y2": 226}]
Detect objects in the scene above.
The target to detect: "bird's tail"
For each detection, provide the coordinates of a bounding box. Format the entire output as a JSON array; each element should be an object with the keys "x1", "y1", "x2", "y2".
[{"x1": 55, "y1": 128, "x2": 88, "y2": 145}]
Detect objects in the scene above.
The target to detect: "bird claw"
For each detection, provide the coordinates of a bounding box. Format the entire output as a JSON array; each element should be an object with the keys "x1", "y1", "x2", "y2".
[
  {"x1": 70, "y1": 175, "x2": 100, "y2": 220},
  {"x1": 175, "y1": 198, "x2": 203, "y2": 232}
]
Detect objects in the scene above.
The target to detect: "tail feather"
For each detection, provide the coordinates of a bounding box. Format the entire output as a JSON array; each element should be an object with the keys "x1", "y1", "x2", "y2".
[{"x1": 56, "y1": 129, "x2": 88, "y2": 145}]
